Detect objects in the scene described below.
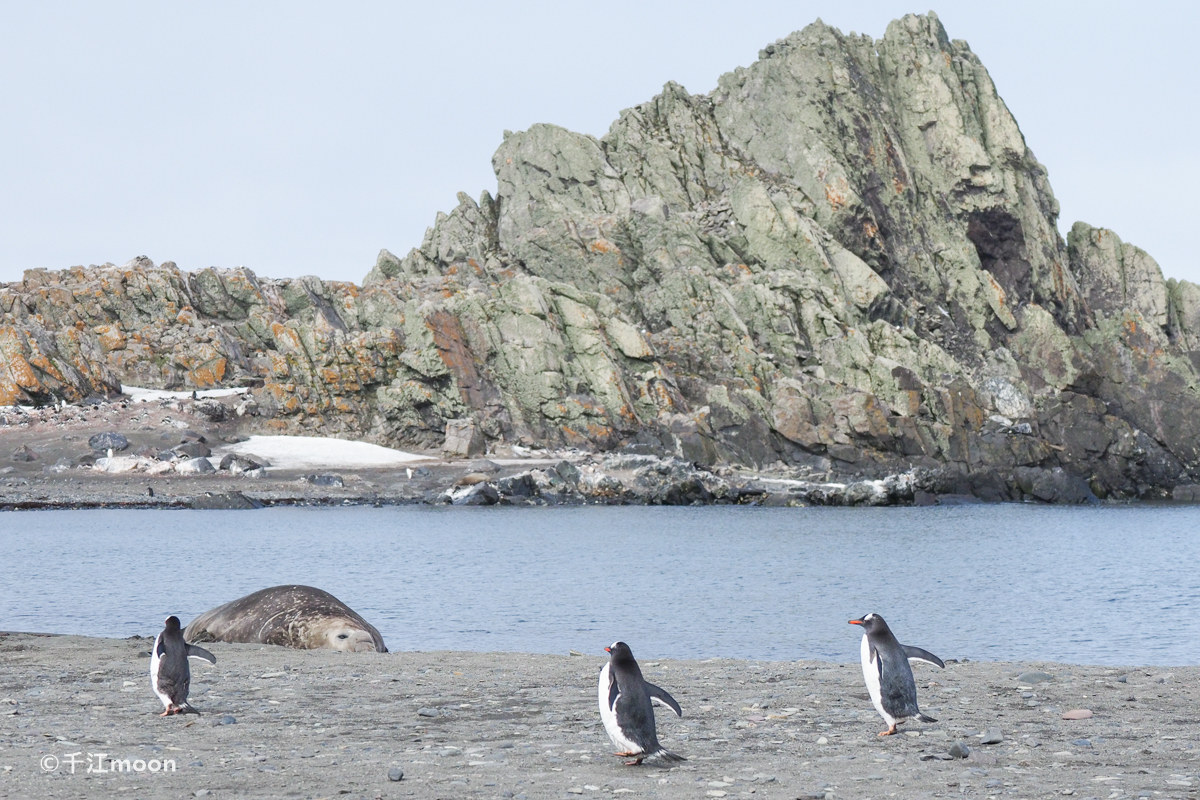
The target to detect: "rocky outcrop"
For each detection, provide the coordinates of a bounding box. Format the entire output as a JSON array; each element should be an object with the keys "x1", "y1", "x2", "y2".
[{"x1": 4, "y1": 11, "x2": 1200, "y2": 501}]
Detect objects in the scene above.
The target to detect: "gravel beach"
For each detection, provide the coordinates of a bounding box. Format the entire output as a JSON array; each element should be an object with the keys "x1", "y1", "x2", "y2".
[{"x1": 0, "y1": 634, "x2": 1196, "y2": 799}]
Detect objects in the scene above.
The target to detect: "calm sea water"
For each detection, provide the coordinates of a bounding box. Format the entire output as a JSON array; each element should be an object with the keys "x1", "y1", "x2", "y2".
[{"x1": 1, "y1": 505, "x2": 1196, "y2": 665}]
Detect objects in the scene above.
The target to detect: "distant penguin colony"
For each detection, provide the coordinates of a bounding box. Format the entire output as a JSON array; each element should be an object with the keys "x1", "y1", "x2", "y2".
[
  {"x1": 150, "y1": 591, "x2": 953, "y2": 768},
  {"x1": 849, "y1": 613, "x2": 944, "y2": 736}
]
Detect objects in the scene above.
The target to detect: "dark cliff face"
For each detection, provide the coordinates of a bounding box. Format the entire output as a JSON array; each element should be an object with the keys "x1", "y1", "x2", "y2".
[{"x1": 3, "y1": 11, "x2": 1200, "y2": 500}]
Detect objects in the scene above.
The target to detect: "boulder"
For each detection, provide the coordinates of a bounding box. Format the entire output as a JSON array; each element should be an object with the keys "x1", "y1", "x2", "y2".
[
  {"x1": 305, "y1": 473, "x2": 344, "y2": 488},
  {"x1": 11, "y1": 445, "x2": 38, "y2": 462},
  {"x1": 1013, "y1": 467, "x2": 1098, "y2": 505},
  {"x1": 190, "y1": 491, "x2": 262, "y2": 510},
  {"x1": 88, "y1": 432, "x2": 129, "y2": 453},
  {"x1": 175, "y1": 457, "x2": 215, "y2": 475},
  {"x1": 191, "y1": 399, "x2": 230, "y2": 422},
  {"x1": 442, "y1": 419, "x2": 485, "y2": 458},
  {"x1": 172, "y1": 442, "x2": 212, "y2": 459},
  {"x1": 218, "y1": 453, "x2": 269, "y2": 474}
]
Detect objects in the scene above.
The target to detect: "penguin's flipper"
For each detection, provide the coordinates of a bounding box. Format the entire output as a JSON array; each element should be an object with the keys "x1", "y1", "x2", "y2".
[
  {"x1": 645, "y1": 683, "x2": 683, "y2": 717},
  {"x1": 186, "y1": 644, "x2": 216, "y2": 664},
  {"x1": 916, "y1": 713, "x2": 938, "y2": 723},
  {"x1": 902, "y1": 645, "x2": 945, "y2": 669},
  {"x1": 607, "y1": 674, "x2": 620, "y2": 712},
  {"x1": 155, "y1": 636, "x2": 167, "y2": 658}
]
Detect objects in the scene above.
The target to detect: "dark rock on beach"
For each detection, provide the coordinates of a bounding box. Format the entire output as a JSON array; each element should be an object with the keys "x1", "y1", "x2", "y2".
[
  {"x1": 189, "y1": 491, "x2": 263, "y2": 510},
  {"x1": 87, "y1": 432, "x2": 128, "y2": 453},
  {"x1": 11, "y1": 444, "x2": 37, "y2": 462}
]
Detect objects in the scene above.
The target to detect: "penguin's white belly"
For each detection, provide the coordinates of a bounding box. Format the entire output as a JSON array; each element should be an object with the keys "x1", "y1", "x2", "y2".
[
  {"x1": 149, "y1": 633, "x2": 172, "y2": 709},
  {"x1": 598, "y1": 664, "x2": 642, "y2": 753},
  {"x1": 860, "y1": 634, "x2": 894, "y2": 726}
]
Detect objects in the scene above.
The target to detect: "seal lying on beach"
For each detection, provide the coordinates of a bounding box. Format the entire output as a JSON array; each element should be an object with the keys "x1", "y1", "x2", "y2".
[{"x1": 184, "y1": 585, "x2": 388, "y2": 652}]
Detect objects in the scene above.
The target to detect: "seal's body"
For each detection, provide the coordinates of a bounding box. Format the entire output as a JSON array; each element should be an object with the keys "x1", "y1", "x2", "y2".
[{"x1": 184, "y1": 585, "x2": 387, "y2": 652}]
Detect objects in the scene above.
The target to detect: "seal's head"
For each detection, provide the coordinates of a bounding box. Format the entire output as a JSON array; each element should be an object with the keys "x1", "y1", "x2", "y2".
[{"x1": 318, "y1": 618, "x2": 381, "y2": 652}]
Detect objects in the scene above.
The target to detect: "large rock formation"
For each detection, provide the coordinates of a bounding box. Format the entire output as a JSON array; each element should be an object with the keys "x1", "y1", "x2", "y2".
[{"x1": 3, "y1": 11, "x2": 1200, "y2": 500}]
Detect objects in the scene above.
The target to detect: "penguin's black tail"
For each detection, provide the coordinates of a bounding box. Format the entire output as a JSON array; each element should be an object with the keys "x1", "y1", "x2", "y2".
[
  {"x1": 916, "y1": 713, "x2": 937, "y2": 724},
  {"x1": 651, "y1": 748, "x2": 686, "y2": 763}
]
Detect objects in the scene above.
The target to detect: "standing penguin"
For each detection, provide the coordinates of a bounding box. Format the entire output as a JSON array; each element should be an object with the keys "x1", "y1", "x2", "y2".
[
  {"x1": 150, "y1": 616, "x2": 216, "y2": 716},
  {"x1": 849, "y1": 613, "x2": 944, "y2": 736},
  {"x1": 598, "y1": 642, "x2": 685, "y2": 765}
]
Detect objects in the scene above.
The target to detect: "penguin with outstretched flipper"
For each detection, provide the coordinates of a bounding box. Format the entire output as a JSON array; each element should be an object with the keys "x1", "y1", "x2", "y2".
[
  {"x1": 849, "y1": 613, "x2": 943, "y2": 736},
  {"x1": 598, "y1": 641, "x2": 685, "y2": 765},
  {"x1": 151, "y1": 616, "x2": 216, "y2": 716}
]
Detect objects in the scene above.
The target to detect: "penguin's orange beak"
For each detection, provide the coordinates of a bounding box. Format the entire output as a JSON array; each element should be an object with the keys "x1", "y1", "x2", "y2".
[
  {"x1": 848, "y1": 619, "x2": 863, "y2": 625},
  {"x1": 604, "y1": 646, "x2": 612, "y2": 653}
]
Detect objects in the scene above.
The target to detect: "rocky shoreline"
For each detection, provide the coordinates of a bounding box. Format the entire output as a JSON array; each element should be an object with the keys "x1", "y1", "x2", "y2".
[
  {"x1": 1, "y1": 633, "x2": 1196, "y2": 800},
  {"x1": 5, "y1": 392, "x2": 1200, "y2": 510}
]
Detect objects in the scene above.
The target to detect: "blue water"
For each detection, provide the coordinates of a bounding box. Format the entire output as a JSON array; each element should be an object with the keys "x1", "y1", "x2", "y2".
[{"x1": 0, "y1": 505, "x2": 1196, "y2": 664}]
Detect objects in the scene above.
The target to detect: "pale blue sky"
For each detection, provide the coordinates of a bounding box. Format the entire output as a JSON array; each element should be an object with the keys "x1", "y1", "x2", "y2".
[{"x1": 0, "y1": 2, "x2": 1195, "y2": 285}]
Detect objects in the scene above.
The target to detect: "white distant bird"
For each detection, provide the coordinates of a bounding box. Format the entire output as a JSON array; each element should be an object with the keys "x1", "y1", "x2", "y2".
[{"x1": 406, "y1": 468, "x2": 413, "y2": 480}]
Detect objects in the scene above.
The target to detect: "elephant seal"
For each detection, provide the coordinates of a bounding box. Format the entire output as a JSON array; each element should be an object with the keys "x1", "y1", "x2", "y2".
[{"x1": 184, "y1": 585, "x2": 387, "y2": 652}]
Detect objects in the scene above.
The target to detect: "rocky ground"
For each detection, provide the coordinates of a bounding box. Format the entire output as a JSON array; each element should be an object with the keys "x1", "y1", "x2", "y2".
[{"x1": 0, "y1": 634, "x2": 1196, "y2": 800}]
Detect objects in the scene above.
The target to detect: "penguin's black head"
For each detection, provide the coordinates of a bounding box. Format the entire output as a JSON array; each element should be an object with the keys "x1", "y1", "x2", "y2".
[
  {"x1": 605, "y1": 641, "x2": 635, "y2": 665},
  {"x1": 848, "y1": 613, "x2": 888, "y2": 635},
  {"x1": 164, "y1": 616, "x2": 181, "y2": 632}
]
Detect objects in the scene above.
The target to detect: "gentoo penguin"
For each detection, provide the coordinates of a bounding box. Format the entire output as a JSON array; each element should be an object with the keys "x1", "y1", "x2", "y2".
[
  {"x1": 849, "y1": 613, "x2": 944, "y2": 736},
  {"x1": 598, "y1": 642, "x2": 685, "y2": 765},
  {"x1": 150, "y1": 616, "x2": 216, "y2": 716}
]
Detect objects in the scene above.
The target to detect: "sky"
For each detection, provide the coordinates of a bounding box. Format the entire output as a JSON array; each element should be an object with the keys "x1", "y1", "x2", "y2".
[{"x1": 0, "y1": 2, "x2": 1195, "y2": 286}]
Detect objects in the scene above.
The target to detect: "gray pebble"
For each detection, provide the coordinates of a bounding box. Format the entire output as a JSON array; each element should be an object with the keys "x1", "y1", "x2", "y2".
[
  {"x1": 980, "y1": 728, "x2": 1003, "y2": 745},
  {"x1": 388, "y1": 767, "x2": 404, "y2": 781},
  {"x1": 1072, "y1": 739, "x2": 1092, "y2": 747},
  {"x1": 949, "y1": 741, "x2": 971, "y2": 759},
  {"x1": 417, "y1": 707, "x2": 438, "y2": 717},
  {"x1": 215, "y1": 715, "x2": 237, "y2": 725}
]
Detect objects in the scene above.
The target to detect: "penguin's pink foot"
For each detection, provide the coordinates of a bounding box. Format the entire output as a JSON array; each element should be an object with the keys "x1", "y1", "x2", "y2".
[
  {"x1": 878, "y1": 725, "x2": 898, "y2": 737},
  {"x1": 623, "y1": 758, "x2": 644, "y2": 766}
]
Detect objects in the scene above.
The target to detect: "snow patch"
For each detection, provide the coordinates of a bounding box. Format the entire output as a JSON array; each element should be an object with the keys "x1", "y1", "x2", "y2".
[
  {"x1": 121, "y1": 384, "x2": 249, "y2": 403},
  {"x1": 215, "y1": 435, "x2": 432, "y2": 470}
]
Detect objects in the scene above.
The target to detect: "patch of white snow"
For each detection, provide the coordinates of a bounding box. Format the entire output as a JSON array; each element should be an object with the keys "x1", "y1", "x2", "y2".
[
  {"x1": 121, "y1": 384, "x2": 249, "y2": 403},
  {"x1": 214, "y1": 435, "x2": 432, "y2": 470}
]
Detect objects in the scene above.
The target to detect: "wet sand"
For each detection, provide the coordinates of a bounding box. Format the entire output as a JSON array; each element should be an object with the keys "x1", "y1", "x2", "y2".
[{"x1": 0, "y1": 634, "x2": 1196, "y2": 800}]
